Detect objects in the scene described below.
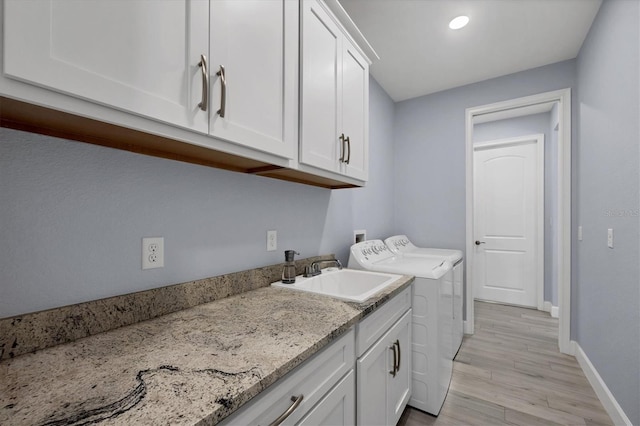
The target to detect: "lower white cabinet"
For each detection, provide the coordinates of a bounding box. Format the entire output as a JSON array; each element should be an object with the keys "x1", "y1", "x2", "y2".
[
  {"x1": 357, "y1": 309, "x2": 412, "y2": 426},
  {"x1": 220, "y1": 328, "x2": 354, "y2": 426},
  {"x1": 298, "y1": 370, "x2": 355, "y2": 425}
]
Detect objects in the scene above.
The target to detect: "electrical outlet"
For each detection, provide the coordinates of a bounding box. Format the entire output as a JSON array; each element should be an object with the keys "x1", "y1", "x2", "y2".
[
  {"x1": 142, "y1": 237, "x2": 164, "y2": 269},
  {"x1": 267, "y1": 230, "x2": 277, "y2": 251},
  {"x1": 607, "y1": 228, "x2": 613, "y2": 248},
  {"x1": 578, "y1": 226, "x2": 583, "y2": 241}
]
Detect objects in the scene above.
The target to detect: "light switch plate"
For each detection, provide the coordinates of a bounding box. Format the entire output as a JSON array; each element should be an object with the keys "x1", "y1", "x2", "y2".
[
  {"x1": 607, "y1": 228, "x2": 613, "y2": 248},
  {"x1": 578, "y1": 226, "x2": 583, "y2": 241},
  {"x1": 267, "y1": 230, "x2": 277, "y2": 251}
]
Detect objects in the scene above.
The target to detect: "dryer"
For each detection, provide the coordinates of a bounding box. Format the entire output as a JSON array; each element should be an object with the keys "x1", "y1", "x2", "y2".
[
  {"x1": 385, "y1": 235, "x2": 464, "y2": 358},
  {"x1": 348, "y1": 240, "x2": 453, "y2": 416}
]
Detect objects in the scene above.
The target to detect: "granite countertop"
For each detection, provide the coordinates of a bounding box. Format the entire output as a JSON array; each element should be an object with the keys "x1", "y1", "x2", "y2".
[{"x1": 0, "y1": 275, "x2": 413, "y2": 426}]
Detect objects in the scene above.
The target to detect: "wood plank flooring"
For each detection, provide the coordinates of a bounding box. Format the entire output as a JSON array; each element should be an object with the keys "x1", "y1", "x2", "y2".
[{"x1": 397, "y1": 301, "x2": 613, "y2": 426}]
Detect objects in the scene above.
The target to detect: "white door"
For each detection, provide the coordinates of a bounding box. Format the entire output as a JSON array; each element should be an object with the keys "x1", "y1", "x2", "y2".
[
  {"x1": 209, "y1": 0, "x2": 297, "y2": 159},
  {"x1": 4, "y1": 0, "x2": 209, "y2": 133},
  {"x1": 473, "y1": 135, "x2": 544, "y2": 308}
]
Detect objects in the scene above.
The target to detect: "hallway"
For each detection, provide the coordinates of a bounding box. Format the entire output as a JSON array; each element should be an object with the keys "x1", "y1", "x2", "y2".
[{"x1": 398, "y1": 301, "x2": 613, "y2": 425}]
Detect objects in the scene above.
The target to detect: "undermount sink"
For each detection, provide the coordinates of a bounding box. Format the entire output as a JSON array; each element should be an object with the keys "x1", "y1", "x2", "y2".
[{"x1": 271, "y1": 268, "x2": 402, "y2": 302}]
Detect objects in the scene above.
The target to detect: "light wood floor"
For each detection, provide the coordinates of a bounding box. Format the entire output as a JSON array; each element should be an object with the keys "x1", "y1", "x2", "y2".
[{"x1": 398, "y1": 301, "x2": 613, "y2": 426}]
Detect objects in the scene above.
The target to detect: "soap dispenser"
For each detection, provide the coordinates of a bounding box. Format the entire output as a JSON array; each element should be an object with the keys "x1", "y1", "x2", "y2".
[{"x1": 281, "y1": 250, "x2": 300, "y2": 284}]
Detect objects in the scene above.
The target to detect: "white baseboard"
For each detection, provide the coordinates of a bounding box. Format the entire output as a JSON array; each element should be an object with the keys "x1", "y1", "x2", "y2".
[
  {"x1": 463, "y1": 320, "x2": 473, "y2": 335},
  {"x1": 542, "y1": 301, "x2": 559, "y2": 318},
  {"x1": 574, "y1": 341, "x2": 632, "y2": 426}
]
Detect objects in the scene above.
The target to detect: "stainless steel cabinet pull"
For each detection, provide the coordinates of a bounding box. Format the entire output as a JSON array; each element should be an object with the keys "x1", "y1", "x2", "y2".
[
  {"x1": 268, "y1": 394, "x2": 304, "y2": 426},
  {"x1": 394, "y1": 339, "x2": 401, "y2": 372},
  {"x1": 339, "y1": 133, "x2": 345, "y2": 162},
  {"x1": 197, "y1": 54, "x2": 208, "y2": 111},
  {"x1": 345, "y1": 136, "x2": 351, "y2": 164},
  {"x1": 389, "y1": 345, "x2": 397, "y2": 377},
  {"x1": 216, "y1": 65, "x2": 226, "y2": 117}
]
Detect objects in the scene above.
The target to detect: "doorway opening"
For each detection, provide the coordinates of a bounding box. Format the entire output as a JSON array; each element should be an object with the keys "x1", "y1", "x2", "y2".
[{"x1": 464, "y1": 88, "x2": 573, "y2": 355}]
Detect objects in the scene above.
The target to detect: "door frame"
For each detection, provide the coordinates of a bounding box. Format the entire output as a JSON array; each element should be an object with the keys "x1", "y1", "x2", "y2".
[
  {"x1": 473, "y1": 134, "x2": 545, "y2": 310},
  {"x1": 465, "y1": 88, "x2": 573, "y2": 355}
]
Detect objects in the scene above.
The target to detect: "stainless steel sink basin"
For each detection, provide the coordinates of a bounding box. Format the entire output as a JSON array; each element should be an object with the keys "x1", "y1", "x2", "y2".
[{"x1": 271, "y1": 268, "x2": 402, "y2": 302}]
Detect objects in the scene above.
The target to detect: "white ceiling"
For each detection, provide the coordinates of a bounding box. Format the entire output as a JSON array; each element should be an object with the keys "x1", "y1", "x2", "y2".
[{"x1": 338, "y1": 0, "x2": 602, "y2": 102}]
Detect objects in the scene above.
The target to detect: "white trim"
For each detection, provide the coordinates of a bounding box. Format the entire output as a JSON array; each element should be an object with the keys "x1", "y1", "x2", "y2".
[
  {"x1": 542, "y1": 301, "x2": 560, "y2": 318},
  {"x1": 472, "y1": 134, "x2": 545, "y2": 310},
  {"x1": 465, "y1": 88, "x2": 572, "y2": 357},
  {"x1": 574, "y1": 342, "x2": 632, "y2": 426}
]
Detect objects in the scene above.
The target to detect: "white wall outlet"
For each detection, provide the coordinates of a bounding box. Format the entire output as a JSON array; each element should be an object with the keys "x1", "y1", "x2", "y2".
[
  {"x1": 267, "y1": 230, "x2": 277, "y2": 251},
  {"x1": 607, "y1": 228, "x2": 613, "y2": 248},
  {"x1": 578, "y1": 225, "x2": 583, "y2": 241},
  {"x1": 354, "y1": 229, "x2": 367, "y2": 244},
  {"x1": 142, "y1": 237, "x2": 164, "y2": 269}
]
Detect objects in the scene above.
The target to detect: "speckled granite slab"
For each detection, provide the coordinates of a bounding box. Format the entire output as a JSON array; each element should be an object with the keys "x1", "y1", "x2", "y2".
[
  {"x1": 0, "y1": 255, "x2": 334, "y2": 360},
  {"x1": 0, "y1": 275, "x2": 413, "y2": 425}
]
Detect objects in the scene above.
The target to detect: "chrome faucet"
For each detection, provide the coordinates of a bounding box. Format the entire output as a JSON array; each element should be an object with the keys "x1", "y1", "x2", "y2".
[{"x1": 304, "y1": 259, "x2": 343, "y2": 277}]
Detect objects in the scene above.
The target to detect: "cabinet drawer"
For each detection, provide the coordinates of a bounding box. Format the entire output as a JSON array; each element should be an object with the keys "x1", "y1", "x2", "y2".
[
  {"x1": 221, "y1": 328, "x2": 355, "y2": 425},
  {"x1": 298, "y1": 369, "x2": 355, "y2": 425},
  {"x1": 356, "y1": 286, "x2": 411, "y2": 357}
]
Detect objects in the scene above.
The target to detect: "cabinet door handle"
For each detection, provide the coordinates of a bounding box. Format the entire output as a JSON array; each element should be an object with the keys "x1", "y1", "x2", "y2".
[
  {"x1": 389, "y1": 345, "x2": 397, "y2": 377},
  {"x1": 345, "y1": 136, "x2": 351, "y2": 164},
  {"x1": 197, "y1": 54, "x2": 208, "y2": 112},
  {"x1": 216, "y1": 65, "x2": 226, "y2": 118},
  {"x1": 394, "y1": 339, "x2": 401, "y2": 372},
  {"x1": 268, "y1": 394, "x2": 304, "y2": 426},
  {"x1": 339, "y1": 133, "x2": 345, "y2": 162}
]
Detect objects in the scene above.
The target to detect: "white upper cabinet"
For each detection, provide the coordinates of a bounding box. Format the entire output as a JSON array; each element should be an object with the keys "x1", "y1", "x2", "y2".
[
  {"x1": 3, "y1": 0, "x2": 297, "y2": 160},
  {"x1": 209, "y1": 0, "x2": 297, "y2": 159},
  {"x1": 4, "y1": 0, "x2": 210, "y2": 134},
  {"x1": 340, "y1": 40, "x2": 369, "y2": 180},
  {"x1": 300, "y1": 0, "x2": 371, "y2": 182}
]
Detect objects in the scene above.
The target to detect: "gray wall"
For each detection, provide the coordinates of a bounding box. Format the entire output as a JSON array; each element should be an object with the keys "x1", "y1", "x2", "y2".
[
  {"x1": 575, "y1": 0, "x2": 639, "y2": 423},
  {"x1": 0, "y1": 77, "x2": 396, "y2": 318},
  {"x1": 473, "y1": 113, "x2": 559, "y2": 307},
  {"x1": 393, "y1": 60, "x2": 576, "y2": 252}
]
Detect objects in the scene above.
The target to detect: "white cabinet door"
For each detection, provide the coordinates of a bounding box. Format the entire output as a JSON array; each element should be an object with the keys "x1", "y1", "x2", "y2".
[
  {"x1": 300, "y1": 0, "x2": 370, "y2": 180},
  {"x1": 4, "y1": 0, "x2": 209, "y2": 133},
  {"x1": 298, "y1": 370, "x2": 355, "y2": 426},
  {"x1": 341, "y1": 40, "x2": 369, "y2": 181},
  {"x1": 388, "y1": 310, "x2": 411, "y2": 426},
  {"x1": 209, "y1": 0, "x2": 297, "y2": 159},
  {"x1": 300, "y1": 0, "x2": 342, "y2": 173},
  {"x1": 357, "y1": 309, "x2": 411, "y2": 426}
]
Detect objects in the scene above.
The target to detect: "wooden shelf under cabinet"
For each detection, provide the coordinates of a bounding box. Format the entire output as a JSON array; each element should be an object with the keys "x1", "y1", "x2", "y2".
[{"x1": 0, "y1": 97, "x2": 356, "y2": 190}]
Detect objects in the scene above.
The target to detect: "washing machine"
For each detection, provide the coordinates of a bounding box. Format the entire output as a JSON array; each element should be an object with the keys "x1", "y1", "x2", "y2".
[
  {"x1": 385, "y1": 235, "x2": 464, "y2": 358},
  {"x1": 348, "y1": 240, "x2": 453, "y2": 416}
]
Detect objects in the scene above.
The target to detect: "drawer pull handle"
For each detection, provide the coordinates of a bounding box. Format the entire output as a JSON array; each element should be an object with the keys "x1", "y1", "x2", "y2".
[
  {"x1": 345, "y1": 136, "x2": 351, "y2": 164},
  {"x1": 217, "y1": 65, "x2": 226, "y2": 117},
  {"x1": 389, "y1": 345, "x2": 397, "y2": 377},
  {"x1": 197, "y1": 54, "x2": 208, "y2": 111},
  {"x1": 268, "y1": 394, "x2": 304, "y2": 426}
]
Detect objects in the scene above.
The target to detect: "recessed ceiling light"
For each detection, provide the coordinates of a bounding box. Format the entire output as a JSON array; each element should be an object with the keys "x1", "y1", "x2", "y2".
[{"x1": 449, "y1": 15, "x2": 469, "y2": 30}]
